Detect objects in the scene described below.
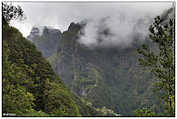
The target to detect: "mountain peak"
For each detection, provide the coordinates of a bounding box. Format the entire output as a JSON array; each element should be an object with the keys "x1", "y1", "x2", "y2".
[
  {"x1": 27, "y1": 26, "x2": 62, "y2": 58},
  {"x1": 68, "y1": 22, "x2": 82, "y2": 31},
  {"x1": 27, "y1": 26, "x2": 62, "y2": 41}
]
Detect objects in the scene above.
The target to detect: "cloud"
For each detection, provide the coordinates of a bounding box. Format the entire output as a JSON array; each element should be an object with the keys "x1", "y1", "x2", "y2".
[
  {"x1": 9, "y1": 2, "x2": 173, "y2": 47},
  {"x1": 78, "y1": 13, "x2": 153, "y2": 48}
]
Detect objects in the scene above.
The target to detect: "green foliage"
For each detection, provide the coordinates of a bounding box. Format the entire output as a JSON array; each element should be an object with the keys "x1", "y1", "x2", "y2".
[
  {"x1": 3, "y1": 18, "x2": 107, "y2": 116},
  {"x1": 27, "y1": 9, "x2": 174, "y2": 116},
  {"x1": 46, "y1": 22, "x2": 164, "y2": 116},
  {"x1": 2, "y1": 22, "x2": 84, "y2": 116},
  {"x1": 3, "y1": 41, "x2": 34, "y2": 116},
  {"x1": 95, "y1": 106, "x2": 121, "y2": 117},
  {"x1": 43, "y1": 79, "x2": 81, "y2": 116},
  {"x1": 137, "y1": 16, "x2": 174, "y2": 116},
  {"x1": 23, "y1": 109, "x2": 49, "y2": 116},
  {"x1": 134, "y1": 107, "x2": 156, "y2": 116}
]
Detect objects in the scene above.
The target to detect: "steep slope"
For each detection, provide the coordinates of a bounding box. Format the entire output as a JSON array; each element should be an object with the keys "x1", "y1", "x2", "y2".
[
  {"x1": 28, "y1": 23, "x2": 161, "y2": 116},
  {"x1": 2, "y1": 21, "x2": 82, "y2": 116},
  {"x1": 48, "y1": 23, "x2": 162, "y2": 116},
  {"x1": 28, "y1": 8, "x2": 174, "y2": 116},
  {"x1": 3, "y1": 22, "x2": 116, "y2": 116}
]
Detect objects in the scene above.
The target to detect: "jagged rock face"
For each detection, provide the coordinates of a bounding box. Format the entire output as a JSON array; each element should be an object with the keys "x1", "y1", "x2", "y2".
[
  {"x1": 27, "y1": 26, "x2": 62, "y2": 58},
  {"x1": 31, "y1": 8, "x2": 174, "y2": 116},
  {"x1": 47, "y1": 22, "x2": 160, "y2": 116},
  {"x1": 27, "y1": 27, "x2": 40, "y2": 40}
]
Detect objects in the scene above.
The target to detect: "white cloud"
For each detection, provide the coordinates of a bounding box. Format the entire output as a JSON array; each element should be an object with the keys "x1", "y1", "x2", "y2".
[{"x1": 9, "y1": 2, "x2": 173, "y2": 40}]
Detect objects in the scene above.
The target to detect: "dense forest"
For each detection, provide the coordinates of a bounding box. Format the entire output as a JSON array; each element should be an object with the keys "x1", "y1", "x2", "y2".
[
  {"x1": 2, "y1": 2, "x2": 175, "y2": 117},
  {"x1": 2, "y1": 3, "x2": 119, "y2": 116}
]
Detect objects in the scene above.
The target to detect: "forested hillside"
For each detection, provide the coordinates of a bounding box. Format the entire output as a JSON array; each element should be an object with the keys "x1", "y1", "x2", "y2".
[
  {"x1": 2, "y1": 13, "x2": 121, "y2": 116},
  {"x1": 28, "y1": 7, "x2": 174, "y2": 116},
  {"x1": 47, "y1": 22, "x2": 161, "y2": 116},
  {"x1": 3, "y1": 2, "x2": 174, "y2": 117}
]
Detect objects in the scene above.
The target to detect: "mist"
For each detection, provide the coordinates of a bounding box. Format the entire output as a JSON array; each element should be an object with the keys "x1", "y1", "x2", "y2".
[
  {"x1": 10, "y1": 2, "x2": 174, "y2": 48},
  {"x1": 78, "y1": 14, "x2": 152, "y2": 48}
]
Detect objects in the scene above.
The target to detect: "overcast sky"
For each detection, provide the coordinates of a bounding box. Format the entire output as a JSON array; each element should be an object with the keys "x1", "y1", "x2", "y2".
[{"x1": 10, "y1": 2, "x2": 174, "y2": 37}]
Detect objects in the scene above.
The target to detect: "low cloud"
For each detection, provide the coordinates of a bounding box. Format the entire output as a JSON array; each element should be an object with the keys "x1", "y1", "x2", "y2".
[
  {"x1": 78, "y1": 14, "x2": 152, "y2": 48},
  {"x1": 10, "y1": 2, "x2": 173, "y2": 48}
]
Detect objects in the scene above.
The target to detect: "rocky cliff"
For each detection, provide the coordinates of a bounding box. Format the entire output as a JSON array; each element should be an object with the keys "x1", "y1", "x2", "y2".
[{"x1": 27, "y1": 8, "x2": 174, "y2": 116}]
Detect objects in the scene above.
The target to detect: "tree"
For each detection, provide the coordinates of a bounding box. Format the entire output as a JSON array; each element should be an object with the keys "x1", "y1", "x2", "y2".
[
  {"x1": 2, "y1": 42, "x2": 35, "y2": 116},
  {"x1": 137, "y1": 16, "x2": 174, "y2": 116},
  {"x1": 134, "y1": 107, "x2": 156, "y2": 117},
  {"x1": 2, "y1": 2, "x2": 25, "y2": 23}
]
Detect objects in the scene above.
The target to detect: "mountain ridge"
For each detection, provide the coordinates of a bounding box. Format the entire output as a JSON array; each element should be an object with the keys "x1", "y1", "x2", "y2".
[{"x1": 27, "y1": 7, "x2": 174, "y2": 116}]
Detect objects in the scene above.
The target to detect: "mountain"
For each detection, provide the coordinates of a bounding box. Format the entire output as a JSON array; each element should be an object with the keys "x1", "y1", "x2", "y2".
[
  {"x1": 3, "y1": 21, "x2": 81, "y2": 116},
  {"x1": 3, "y1": 21, "x2": 120, "y2": 116},
  {"x1": 27, "y1": 8, "x2": 174, "y2": 116},
  {"x1": 28, "y1": 23, "x2": 162, "y2": 116},
  {"x1": 47, "y1": 23, "x2": 162, "y2": 116},
  {"x1": 27, "y1": 26, "x2": 62, "y2": 58}
]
